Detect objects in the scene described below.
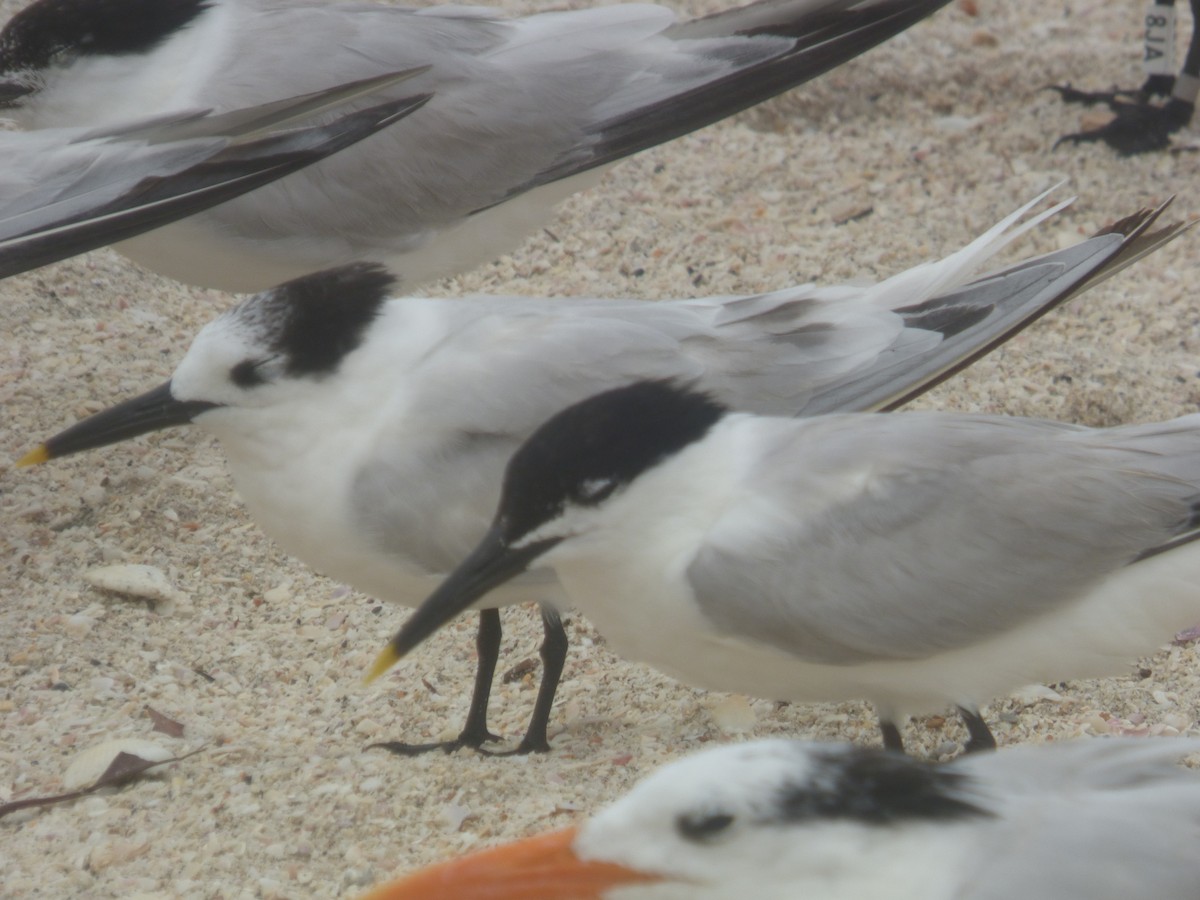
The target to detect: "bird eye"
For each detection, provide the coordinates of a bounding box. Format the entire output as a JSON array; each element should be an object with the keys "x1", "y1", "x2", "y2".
[
  {"x1": 230, "y1": 359, "x2": 266, "y2": 388},
  {"x1": 575, "y1": 476, "x2": 615, "y2": 504},
  {"x1": 676, "y1": 811, "x2": 735, "y2": 842}
]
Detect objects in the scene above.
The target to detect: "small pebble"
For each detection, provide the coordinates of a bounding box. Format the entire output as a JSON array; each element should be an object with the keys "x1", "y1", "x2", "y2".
[
  {"x1": 82, "y1": 564, "x2": 189, "y2": 614},
  {"x1": 708, "y1": 695, "x2": 757, "y2": 734}
]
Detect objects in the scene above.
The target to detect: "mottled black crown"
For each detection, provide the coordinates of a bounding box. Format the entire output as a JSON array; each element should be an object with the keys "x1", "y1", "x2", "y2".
[
  {"x1": 0, "y1": 0, "x2": 211, "y2": 73},
  {"x1": 778, "y1": 747, "x2": 990, "y2": 825},
  {"x1": 237, "y1": 262, "x2": 396, "y2": 382},
  {"x1": 499, "y1": 380, "x2": 727, "y2": 540}
]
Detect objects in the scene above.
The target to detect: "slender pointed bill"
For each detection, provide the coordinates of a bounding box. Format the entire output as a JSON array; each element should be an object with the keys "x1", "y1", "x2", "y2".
[
  {"x1": 365, "y1": 644, "x2": 401, "y2": 685},
  {"x1": 365, "y1": 526, "x2": 559, "y2": 683},
  {"x1": 15, "y1": 444, "x2": 48, "y2": 467},
  {"x1": 14, "y1": 381, "x2": 217, "y2": 465},
  {"x1": 358, "y1": 826, "x2": 661, "y2": 900}
]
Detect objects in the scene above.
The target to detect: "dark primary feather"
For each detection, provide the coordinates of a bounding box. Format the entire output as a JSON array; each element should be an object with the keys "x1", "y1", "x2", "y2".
[
  {"x1": 496, "y1": 0, "x2": 954, "y2": 200},
  {"x1": 0, "y1": 93, "x2": 431, "y2": 279}
]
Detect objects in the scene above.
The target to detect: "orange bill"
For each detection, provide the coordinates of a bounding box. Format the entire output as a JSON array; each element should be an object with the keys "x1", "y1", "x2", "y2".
[{"x1": 359, "y1": 826, "x2": 662, "y2": 899}]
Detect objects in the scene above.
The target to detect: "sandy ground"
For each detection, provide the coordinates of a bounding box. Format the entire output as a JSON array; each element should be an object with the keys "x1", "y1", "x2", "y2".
[{"x1": 3, "y1": 0, "x2": 1200, "y2": 896}]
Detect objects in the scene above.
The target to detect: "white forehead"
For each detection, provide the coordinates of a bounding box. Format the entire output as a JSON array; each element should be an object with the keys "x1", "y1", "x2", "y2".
[
  {"x1": 574, "y1": 741, "x2": 974, "y2": 899},
  {"x1": 593, "y1": 740, "x2": 817, "y2": 830},
  {"x1": 577, "y1": 740, "x2": 816, "y2": 859},
  {"x1": 571, "y1": 741, "x2": 834, "y2": 894},
  {"x1": 169, "y1": 306, "x2": 270, "y2": 402}
]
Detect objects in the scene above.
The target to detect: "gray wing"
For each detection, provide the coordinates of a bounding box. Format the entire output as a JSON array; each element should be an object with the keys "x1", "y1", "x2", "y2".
[
  {"x1": 415, "y1": 194, "x2": 1186, "y2": 424},
  {"x1": 801, "y1": 198, "x2": 1189, "y2": 414},
  {"x1": 352, "y1": 192, "x2": 1188, "y2": 574},
  {"x1": 219, "y1": 0, "x2": 953, "y2": 200},
  {"x1": 955, "y1": 740, "x2": 1200, "y2": 900},
  {"x1": 489, "y1": 0, "x2": 957, "y2": 198},
  {"x1": 0, "y1": 74, "x2": 431, "y2": 278},
  {"x1": 154, "y1": 0, "x2": 949, "y2": 282},
  {"x1": 686, "y1": 411, "x2": 1200, "y2": 664},
  {"x1": 351, "y1": 298, "x2": 723, "y2": 571}
]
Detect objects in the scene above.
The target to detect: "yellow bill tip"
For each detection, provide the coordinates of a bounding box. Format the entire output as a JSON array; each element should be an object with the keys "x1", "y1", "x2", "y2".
[
  {"x1": 364, "y1": 643, "x2": 401, "y2": 685},
  {"x1": 15, "y1": 444, "x2": 50, "y2": 467}
]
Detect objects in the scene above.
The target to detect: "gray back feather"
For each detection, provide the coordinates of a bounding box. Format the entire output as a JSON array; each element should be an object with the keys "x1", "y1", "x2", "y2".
[
  {"x1": 687, "y1": 412, "x2": 1200, "y2": 664},
  {"x1": 957, "y1": 740, "x2": 1200, "y2": 900}
]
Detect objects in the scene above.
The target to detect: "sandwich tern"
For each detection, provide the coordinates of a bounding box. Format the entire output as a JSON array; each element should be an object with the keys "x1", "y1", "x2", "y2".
[
  {"x1": 372, "y1": 379, "x2": 1200, "y2": 753},
  {"x1": 0, "y1": 70, "x2": 430, "y2": 278},
  {"x1": 0, "y1": 0, "x2": 951, "y2": 291},
  {"x1": 360, "y1": 738, "x2": 1200, "y2": 899},
  {"x1": 20, "y1": 193, "x2": 1188, "y2": 754}
]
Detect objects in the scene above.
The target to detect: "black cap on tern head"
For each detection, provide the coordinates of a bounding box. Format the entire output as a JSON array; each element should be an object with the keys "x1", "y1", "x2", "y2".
[
  {"x1": 498, "y1": 379, "x2": 728, "y2": 542},
  {"x1": 0, "y1": 0, "x2": 212, "y2": 75},
  {"x1": 366, "y1": 381, "x2": 727, "y2": 683},
  {"x1": 774, "y1": 746, "x2": 991, "y2": 827},
  {"x1": 232, "y1": 262, "x2": 396, "y2": 383}
]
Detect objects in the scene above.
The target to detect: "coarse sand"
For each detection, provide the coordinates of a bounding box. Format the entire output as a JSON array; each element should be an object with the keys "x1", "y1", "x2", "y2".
[{"x1": 3, "y1": 0, "x2": 1200, "y2": 897}]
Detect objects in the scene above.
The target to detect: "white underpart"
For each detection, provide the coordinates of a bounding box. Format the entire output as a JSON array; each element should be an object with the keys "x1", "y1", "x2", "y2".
[
  {"x1": 173, "y1": 297, "x2": 565, "y2": 610},
  {"x1": 113, "y1": 165, "x2": 610, "y2": 293},
  {"x1": 18, "y1": 1, "x2": 236, "y2": 129},
  {"x1": 541, "y1": 413, "x2": 1200, "y2": 720}
]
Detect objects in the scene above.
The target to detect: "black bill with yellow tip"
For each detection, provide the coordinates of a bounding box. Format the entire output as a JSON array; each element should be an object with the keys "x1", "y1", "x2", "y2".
[
  {"x1": 366, "y1": 525, "x2": 561, "y2": 682},
  {"x1": 17, "y1": 381, "x2": 217, "y2": 466}
]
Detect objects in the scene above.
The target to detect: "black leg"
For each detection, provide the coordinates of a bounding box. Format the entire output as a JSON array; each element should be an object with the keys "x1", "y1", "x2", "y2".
[
  {"x1": 486, "y1": 607, "x2": 568, "y2": 756},
  {"x1": 879, "y1": 719, "x2": 905, "y2": 754},
  {"x1": 1140, "y1": 73, "x2": 1178, "y2": 99},
  {"x1": 1187, "y1": 0, "x2": 1200, "y2": 74},
  {"x1": 1053, "y1": 93, "x2": 1194, "y2": 153},
  {"x1": 458, "y1": 607, "x2": 504, "y2": 746},
  {"x1": 1051, "y1": 0, "x2": 1177, "y2": 104},
  {"x1": 1053, "y1": 0, "x2": 1199, "y2": 154},
  {"x1": 1047, "y1": 83, "x2": 1151, "y2": 109},
  {"x1": 957, "y1": 706, "x2": 997, "y2": 754},
  {"x1": 369, "y1": 609, "x2": 503, "y2": 757}
]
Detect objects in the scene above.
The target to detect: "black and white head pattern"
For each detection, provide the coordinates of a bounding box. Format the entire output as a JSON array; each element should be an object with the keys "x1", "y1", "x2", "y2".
[
  {"x1": 223, "y1": 262, "x2": 396, "y2": 389},
  {"x1": 497, "y1": 380, "x2": 727, "y2": 544},
  {"x1": 0, "y1": 0, "x2": 211, "y2": 76}
]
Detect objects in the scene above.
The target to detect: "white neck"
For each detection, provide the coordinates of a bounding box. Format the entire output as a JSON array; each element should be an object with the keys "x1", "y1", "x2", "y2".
[{"x1": 18, "y1": 0, "x2": 233, "y2": 128}]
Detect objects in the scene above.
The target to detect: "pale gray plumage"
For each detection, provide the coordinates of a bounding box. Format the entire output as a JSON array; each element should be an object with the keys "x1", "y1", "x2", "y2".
[
  {"x1": 363, "y1": 737, "x2": 1200, "y2": 899},
  {"x1": 377, "y1": 376, "x2": 1200, "y2": 753},
  {"x1": 0, "y1": 69, "x2": 430, "y2": 277},
  {"x1": 687, "y1": 411, "x2": 1200, "y2": 666},
  {"x1": 29, "y1": 193, "x2": 1190, "y2": 755},
  {"x1": 614, "y1": 739, "x2": 1200, "y2": 899},
  {"x1": 950, "y1": 741, "x2": 1200, "y2": 899},
  {"x1": 0, "y1": 0, "x2": 951, "y2": 290}
]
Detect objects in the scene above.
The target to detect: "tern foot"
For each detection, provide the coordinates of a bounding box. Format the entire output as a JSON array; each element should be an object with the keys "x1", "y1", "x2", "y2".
[
  {"x1": 1045, "y1": 82, "x2": 1141, "y2": 108},
  {"x1": 367, "y1": 723, "x2": 502, "y2": 757},
  {"x1": 479, "y1": 607, "x2": 566, "y2": 757},
  {"x1": 479, "y1": 738, "x2": 552, "y2": 757},
  {"x1": 1046, "y1": 76, "x2": 1175, "y2": 109},
  {"x1": 957, "y1": 706, "x2": 997, "y2": 754},
  {"x1": 1141, "y1": 73, "x2": 1179, "y2": 100},
  {"x1": 1054, "y1": 97, "x2": 1193, "y2": 155},
  {"x1": 475, "y1": 704, "x2": 556, "y2": 756}
]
